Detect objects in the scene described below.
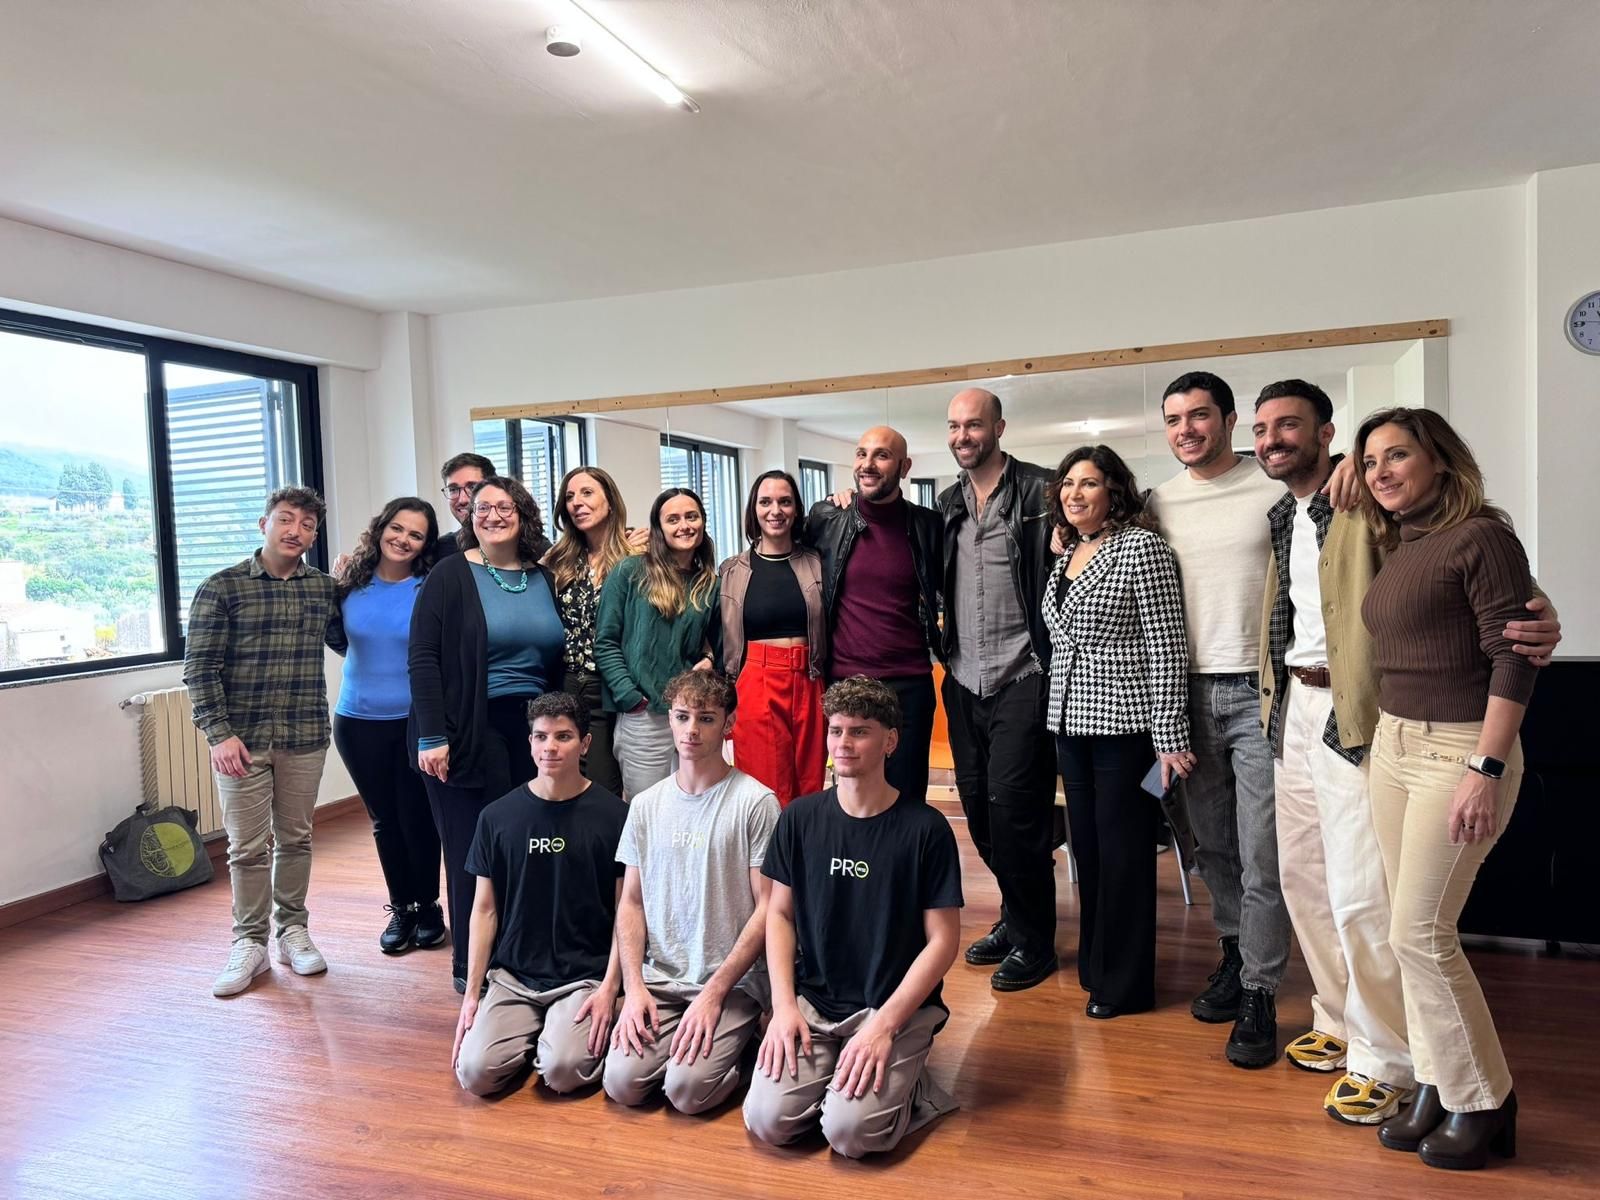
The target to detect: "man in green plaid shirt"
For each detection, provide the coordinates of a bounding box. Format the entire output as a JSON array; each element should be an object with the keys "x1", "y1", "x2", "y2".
[{"x1": 184, "y1": 486, "x2": 347, "y2": 998}]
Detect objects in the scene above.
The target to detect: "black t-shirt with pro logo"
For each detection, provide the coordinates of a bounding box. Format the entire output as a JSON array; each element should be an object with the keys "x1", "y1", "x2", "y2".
[
  {"x1": 466, "y1": 782, "x2": 627, "y2": 991},
  {"x1": 762, "y1": 787, "x2": 964, "y2": 1022}
]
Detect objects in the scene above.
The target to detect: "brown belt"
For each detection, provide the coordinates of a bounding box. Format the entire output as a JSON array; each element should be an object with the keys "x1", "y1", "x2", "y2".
[{"x1": 1290, "y1": 665, "x2": 1331, "y2": 689}]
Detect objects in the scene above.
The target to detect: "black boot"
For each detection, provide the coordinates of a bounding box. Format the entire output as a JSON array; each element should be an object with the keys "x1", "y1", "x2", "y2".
[
  {"x1": 965, "y1": 920, "x2": 1011, "y2": 966},
  {"x1": 379, "y1": 903, "x2": 418, "y2": 955},
  {"x1": 1191, "y1": 936, "x2": 1243, "y2": 1022},
  {"x1": 991, "y1": 947, "x2": 1059, "y2": 992},
  {"x1": 1224, "y1": 987, "x2": 1278, "y2": 1068},
  {"x1": 1378, "y1": 1083, "x2": 1445, "y2": 1152},
  {"x1": 1418, "y1": 1092, "x2": 1517, "y2": 1170},
  {"x1": 413, "y1": 901, "x2": 447, "y2": 949}
]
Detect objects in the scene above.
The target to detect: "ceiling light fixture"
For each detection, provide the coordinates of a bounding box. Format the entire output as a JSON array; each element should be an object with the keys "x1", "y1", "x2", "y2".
[{"x1": 551, "y1": 0, "x2": 700, "y2": 112}]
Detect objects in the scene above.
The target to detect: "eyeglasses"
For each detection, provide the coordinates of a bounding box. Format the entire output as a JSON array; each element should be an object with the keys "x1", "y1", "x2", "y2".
[
  {"x1": 441, "y1": 484, "x2": 473, "y2": 498},
  {"x1": 472, "y1": 502, "x2": 517, "y2": 519}
]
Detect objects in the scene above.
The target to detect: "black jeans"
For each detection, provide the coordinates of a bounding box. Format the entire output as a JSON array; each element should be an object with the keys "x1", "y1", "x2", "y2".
[
  {"x1": 333, "y1": 714, "x2": 442, "y2": 910},
  {"x1": 1057, "y1": 732, "x2": 1159, "y2": 1010},
  {"x1": 882, "y1": 673, "x2": 936, "y2": 803},
  {"x1": 422, "y1": 694, "x2": 538, "y2": 978},
  {"x1": 562, "y1": 669, "x2": 622, "y2": 797},
  {"x1": 942, "y1": 670, "x2": 1059, "y2": 960}
]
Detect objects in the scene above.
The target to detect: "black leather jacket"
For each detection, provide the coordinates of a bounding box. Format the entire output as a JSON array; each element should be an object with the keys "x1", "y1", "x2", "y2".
[
  {"x1": 804, "y1": 495, "x2": 944, "y2": 666},
  {"x1": 937, "y1": 454, "x2": 1056, "y2": 669}
]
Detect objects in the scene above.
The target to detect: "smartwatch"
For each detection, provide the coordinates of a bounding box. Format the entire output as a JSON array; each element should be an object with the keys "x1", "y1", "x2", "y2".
[{"x1": 1467, "y1": 754, "x2": 1506, "y2": 780}]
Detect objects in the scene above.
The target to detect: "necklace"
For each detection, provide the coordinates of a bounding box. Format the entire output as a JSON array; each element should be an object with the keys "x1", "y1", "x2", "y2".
[
  {"x1": 754, "y1": 549, "x2": 792, "y2": 562},
  {"x1": 1078, "y1": 526, "x2": 1109, "y2": 543},
  {"x1": 479, "y1": 557, "x2": 528, "y2": 593}
]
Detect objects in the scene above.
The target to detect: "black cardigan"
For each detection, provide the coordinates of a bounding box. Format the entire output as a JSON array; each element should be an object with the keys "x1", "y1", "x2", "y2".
[{"x1": 407, "y1": 552, "x2": 559, "y2": 789}]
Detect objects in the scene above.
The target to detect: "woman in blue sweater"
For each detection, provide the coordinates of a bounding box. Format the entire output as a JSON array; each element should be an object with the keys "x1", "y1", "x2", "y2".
[{"x1": 333, "y1": 496, "x2": 446, "y2": 955}]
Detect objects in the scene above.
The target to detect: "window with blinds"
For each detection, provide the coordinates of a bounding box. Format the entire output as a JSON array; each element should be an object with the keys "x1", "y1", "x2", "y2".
[
  {"x1": 660, "y1": 435, "x2": 742, "y2": 559},
  {"x1": 798, "y1": 459, "x2": 831, "y2": 510}
]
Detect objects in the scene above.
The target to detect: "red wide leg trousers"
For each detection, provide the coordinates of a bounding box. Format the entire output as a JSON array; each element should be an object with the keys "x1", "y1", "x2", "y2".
[{"x1": 732, "y1": 643, "x2": 825, "y2": 807}]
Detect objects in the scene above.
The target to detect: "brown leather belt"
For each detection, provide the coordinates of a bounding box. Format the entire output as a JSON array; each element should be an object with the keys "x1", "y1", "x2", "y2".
[{"x1": 1290, "y1": 665, "x2": 1331, "y2": 689}]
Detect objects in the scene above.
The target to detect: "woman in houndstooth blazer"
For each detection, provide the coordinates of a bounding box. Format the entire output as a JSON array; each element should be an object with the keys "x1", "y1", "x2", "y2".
[{"x1": 1043, "y1": 445, "x2": 1192, "y2": 1019}]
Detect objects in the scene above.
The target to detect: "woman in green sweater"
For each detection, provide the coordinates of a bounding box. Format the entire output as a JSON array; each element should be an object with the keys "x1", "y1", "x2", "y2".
[{"x1": 593, "y1": 487, "x2": 720, "y2": 797}]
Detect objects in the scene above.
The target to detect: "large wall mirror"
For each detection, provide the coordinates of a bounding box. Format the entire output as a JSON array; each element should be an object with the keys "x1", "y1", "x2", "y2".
[{"x1": 472, "y1": 321, "x2": 1447, "y2": 548}]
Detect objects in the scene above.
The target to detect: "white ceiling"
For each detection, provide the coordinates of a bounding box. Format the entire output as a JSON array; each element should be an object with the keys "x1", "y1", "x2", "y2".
[
  {"x1": 4, "y1": 1, "x2": 1598, "y2": 313},
  {"x1": 728, "y1": 339, "x2": 1414, "y2": 458}
]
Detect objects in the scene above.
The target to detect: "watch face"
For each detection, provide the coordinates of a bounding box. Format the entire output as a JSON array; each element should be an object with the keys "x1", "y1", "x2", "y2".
[{"x1": 1568, "y1": 292, "x2": 1600, "y2": 354}]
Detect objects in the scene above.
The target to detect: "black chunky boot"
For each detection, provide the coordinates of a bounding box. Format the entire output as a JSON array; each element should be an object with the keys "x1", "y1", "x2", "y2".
[{"x1": 1191, "y1": 935, "x2": 1243, "y2": 1022}]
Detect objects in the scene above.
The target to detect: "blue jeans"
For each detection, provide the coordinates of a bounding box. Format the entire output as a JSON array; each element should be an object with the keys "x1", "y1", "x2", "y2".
[{"x1": 1181, "y1": 672, "x2": 1290, "y2": 992}]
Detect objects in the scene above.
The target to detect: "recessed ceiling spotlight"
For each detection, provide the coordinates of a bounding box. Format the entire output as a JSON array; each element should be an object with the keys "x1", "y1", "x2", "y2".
[{"x1": 546, "y1": 25, "x2": 581, "y2": 57}]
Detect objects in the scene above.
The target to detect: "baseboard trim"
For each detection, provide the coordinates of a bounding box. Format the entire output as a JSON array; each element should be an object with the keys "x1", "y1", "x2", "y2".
[{"x1": 0, "y1": 795, "x2": 366, "y2": 931}]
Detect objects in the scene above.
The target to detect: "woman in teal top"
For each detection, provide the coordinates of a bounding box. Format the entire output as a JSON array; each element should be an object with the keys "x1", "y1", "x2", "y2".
[
  {"x1": 594, "y1": 487, "x2": 720, "y2": 798},
  {"x1": 333, "y1": 496, "x2": 444, "y2": 955}
]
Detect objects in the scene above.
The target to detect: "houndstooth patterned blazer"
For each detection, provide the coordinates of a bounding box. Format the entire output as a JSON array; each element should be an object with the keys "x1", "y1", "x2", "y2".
[{"x1": 1042, "y1": 525, "x2": 1190, "y2": 753}]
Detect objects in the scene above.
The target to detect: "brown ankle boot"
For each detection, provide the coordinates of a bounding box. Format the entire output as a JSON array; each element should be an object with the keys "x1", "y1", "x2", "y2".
[
  {"x1": 1377, "y1": 1082, "x2": 1444, "y2": 1152},
  {"x1": 1417, "y1": 1091, "x2": 1517, "y2": 1170}
]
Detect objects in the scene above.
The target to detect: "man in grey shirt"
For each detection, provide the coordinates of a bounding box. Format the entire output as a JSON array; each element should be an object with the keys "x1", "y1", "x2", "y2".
[
  {"x1": 604, "y1": 669, "x2": 781, "y2": 1114},
  {"x1": 938, "y1": 388, "x2": 1060, "y2": 992}
]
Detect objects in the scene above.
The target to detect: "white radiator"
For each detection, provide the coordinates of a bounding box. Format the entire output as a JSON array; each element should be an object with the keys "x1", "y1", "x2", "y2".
[{"x1": 125, "y1": 686, "x2": 224, "y2": 837}]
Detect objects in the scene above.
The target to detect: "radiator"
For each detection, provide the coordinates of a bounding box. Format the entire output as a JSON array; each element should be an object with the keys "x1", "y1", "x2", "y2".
[{"x1": 126, "y1": 687, "x2": 224, "y2": 838}]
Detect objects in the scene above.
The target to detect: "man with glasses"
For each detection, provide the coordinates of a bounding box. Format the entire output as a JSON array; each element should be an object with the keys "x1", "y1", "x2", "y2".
[
  {"x1": 187, "y1": 487, "x2": 347, "y2": 997},
  {"x1": 437, "y1": 453, "x2": 496, "y2": 559}
]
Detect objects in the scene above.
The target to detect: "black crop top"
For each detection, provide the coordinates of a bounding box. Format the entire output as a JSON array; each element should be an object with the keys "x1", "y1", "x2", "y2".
[{"x1": 743, "y1": 553, "x2": 809, "y2": 642}]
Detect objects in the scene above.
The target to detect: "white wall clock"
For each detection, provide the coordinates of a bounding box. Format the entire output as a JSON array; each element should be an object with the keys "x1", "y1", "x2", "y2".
[{"x1": 1567, "y1": 291, "x2": 1600, "y2": 354}]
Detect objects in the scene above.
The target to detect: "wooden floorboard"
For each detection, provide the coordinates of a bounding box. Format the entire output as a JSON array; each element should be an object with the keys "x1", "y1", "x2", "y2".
[{"x1": 1, "y1": 790, "x2": 1595, "y2": 1200}]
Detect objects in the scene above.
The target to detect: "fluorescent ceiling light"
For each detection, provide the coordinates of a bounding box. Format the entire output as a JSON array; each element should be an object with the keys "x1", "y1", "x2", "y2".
[{"x1": 555, "y1": 0, "x2": 700, "y2": 112}]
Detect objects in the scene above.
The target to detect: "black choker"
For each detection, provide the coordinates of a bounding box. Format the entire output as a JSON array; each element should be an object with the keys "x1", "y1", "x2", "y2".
[{"x1": 1078, "y1": 527, "x2": 1108, "y2": 543}]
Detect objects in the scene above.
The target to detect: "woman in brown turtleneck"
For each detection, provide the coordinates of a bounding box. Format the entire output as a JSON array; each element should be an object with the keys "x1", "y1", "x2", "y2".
[{"x1": 1355, "y1": 406, "x2": 1536, "y2": 1172}]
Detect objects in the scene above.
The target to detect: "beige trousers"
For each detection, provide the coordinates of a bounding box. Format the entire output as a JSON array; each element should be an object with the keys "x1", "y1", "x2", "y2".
[
  {"x1": 455, "y1": 971, "x2": 606, "y2": 1096},
  {"x1": 601, "y1": 984, "x2": 762, "y2": 1114},
  {"x1": 742, "y1": 1001, "x2": 957, "y2": 1158},
  {"x1": 1369, "y1": 712, "x2": 1523, "y2": 1112},
  {"x1": 1275, "y1": 679, "x2": 1411, "y2": 1085},
  {"x1": 214, "y1": 746, "x2": 327, "y2": 944}
]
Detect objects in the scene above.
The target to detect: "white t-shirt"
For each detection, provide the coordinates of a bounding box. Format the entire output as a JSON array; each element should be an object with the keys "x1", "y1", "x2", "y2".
[
  {"x1": 615, "y1": 766, "x2": 780, "y2": 1005},
  {"x1": 1148, "y1": 456, "x2": 1285, "y2": 674},
  {"x1": 1285, "y1": 496, "x2": 1329, "y2": 668}
]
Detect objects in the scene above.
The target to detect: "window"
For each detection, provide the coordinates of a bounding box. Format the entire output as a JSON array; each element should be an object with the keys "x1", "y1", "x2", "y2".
[
  {"x1": 660, "y1": 435, "x2": 741, "y2": 559},
  {"x1": 798, "y1": 460, "x2": 831, "y2": 510},
  {"x1": 471, "y1": 416, "x2": 585, "y2": 528},
  {"x1": 0, "y1": 307, "x2": 320, "y2": 683},
  {"x1": 911, "y1": 478, "x2": 937, "y2": 508}
]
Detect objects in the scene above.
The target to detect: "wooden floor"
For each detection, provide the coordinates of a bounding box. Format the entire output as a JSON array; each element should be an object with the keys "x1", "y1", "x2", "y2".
[{"x1": 2, "y1": 792, "x2": 1596, "y2": 1200}]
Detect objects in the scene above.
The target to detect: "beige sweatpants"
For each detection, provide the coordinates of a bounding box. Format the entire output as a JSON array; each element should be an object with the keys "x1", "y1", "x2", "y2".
[
  {"x1": 456, "y1": 972, "x2": 607, "y2": 1096},
  {"x1": 601, "y1": 984, "x2": 763, "y2": 1114},
  {"x1": 742, "y1": 1001, "x2": 957, "y2": 1158},
  {"x1": 1368, "y1": 712, "x2": 1524, "y2": 1113}
]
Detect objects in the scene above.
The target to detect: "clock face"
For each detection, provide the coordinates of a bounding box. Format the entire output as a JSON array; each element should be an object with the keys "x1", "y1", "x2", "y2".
[{"x1": 1568, "y1": 292, "x2": 1600, "y2": 354}]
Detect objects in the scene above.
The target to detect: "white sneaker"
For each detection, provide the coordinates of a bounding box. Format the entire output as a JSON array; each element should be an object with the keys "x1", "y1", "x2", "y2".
[
  {"x1": 274, "y1": 925, "x2": 328, "y2": 975},
  {"x1": 213, "y1": 938, "x2": 269, "y2": 997}
]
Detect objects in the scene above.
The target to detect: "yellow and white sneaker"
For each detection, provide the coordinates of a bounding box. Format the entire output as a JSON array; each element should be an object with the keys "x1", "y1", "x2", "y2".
[
  {"x1": 1285, "y1": 1030, "x2": 1347, "y2": 1072},
  {"x1": 1324, "y1": 1072, "x2": 1412, "y2": 1125}
]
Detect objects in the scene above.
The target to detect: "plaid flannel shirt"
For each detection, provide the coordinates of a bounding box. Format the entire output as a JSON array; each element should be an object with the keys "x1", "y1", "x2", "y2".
[
  {"x1": 183, "y1": 552, "x2": 347, "y2": 751},
  {"x1": 1264, "y1": 489, "x2": 1364, "y2": 766}
]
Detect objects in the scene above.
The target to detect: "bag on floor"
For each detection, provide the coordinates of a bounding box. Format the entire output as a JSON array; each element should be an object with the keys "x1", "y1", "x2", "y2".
[{"x1": 99, "y1": 801, "x2": 214, "y2": 901}]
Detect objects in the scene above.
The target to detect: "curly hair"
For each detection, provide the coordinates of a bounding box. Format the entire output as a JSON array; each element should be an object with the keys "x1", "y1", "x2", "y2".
[
  {"x1": 822, "y1": 675, "x2": 903, "y2": 733},
  {"x1": 545, "y1": 466, "x2": 636, "y2": 591},
  {"x1": 336, "y1": 496, "x2": 439, "y2": 598},
  {"x1": 526, "y1": 690, "x2": 590, "y2": 737},
  {"x1": 1354, "y1": 407, "x2": 1512, "y2": 552},
  {"x1": 458, "y1": 475, "x2": 549, "y2": 565},
  {"x1": 1045, "y1": 445, "x2": 1158, "y2": 540},
  {"x1": 264, "y1": 486, "x2": 326, "y2": 525},
  {"x1": 662, "y1": 669, "x2": 737, "y2": 716}
]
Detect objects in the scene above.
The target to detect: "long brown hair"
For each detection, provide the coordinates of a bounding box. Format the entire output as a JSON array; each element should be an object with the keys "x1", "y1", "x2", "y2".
[
  {"x1": 545, "y1": 466, "x2": 635, "y2": 591},
  {"x1": 336, "y1": 496, "x2": 439, "y2": 598},
  {"x1": 1354, "y1": 407, "x2": 1512, "y2": 551},
  {"x1": 639, "y1": 487, "x2": 717, "y2": 619},
  {"x1": 1046, "y1": 445, "x2": 1159, "y2": 542},
  {"x1": 458, "y1": 476, "x2": 548, "y2": 565}
]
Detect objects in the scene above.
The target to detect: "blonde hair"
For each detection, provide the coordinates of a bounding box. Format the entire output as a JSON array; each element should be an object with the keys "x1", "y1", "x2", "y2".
[
  {"x1": 1354, "y1": 407, "x2": 1512, "y2": 551},
  {"x1": 640, "y1": 488, "x2": 717, "y2": 619},
  {"x1": 545, "y1": 466, "x2": 635, "y2": 591}
]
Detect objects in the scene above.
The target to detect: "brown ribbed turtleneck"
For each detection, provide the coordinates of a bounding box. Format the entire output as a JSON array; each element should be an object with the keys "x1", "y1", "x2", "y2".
[{"x1": 1360, "y1": 507, "x2": 1537, "y2": 721}]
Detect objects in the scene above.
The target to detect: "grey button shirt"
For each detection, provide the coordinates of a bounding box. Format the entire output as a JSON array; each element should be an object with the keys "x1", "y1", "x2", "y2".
[{"x1": 947, "y1": 468, "x2": 1039, "y2": 697}]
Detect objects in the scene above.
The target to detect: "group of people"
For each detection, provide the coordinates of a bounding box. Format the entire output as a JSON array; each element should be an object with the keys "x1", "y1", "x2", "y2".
[{"x1": 182, "y1": 369, "x2": 1560, "y2": 1168}]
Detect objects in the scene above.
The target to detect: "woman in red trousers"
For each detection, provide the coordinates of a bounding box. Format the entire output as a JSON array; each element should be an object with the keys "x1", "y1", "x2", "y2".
[{"x1": 717, "y1": 470, "x2": 827, "y2": 806}]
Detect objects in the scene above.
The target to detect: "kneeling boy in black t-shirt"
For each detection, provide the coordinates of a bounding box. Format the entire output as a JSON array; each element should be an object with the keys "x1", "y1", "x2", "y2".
[
  {"x1": 453, "y1": 692, "x2": 627, "y2": 1096},
  {"x1": 744, "y1": 676, "x2": 964, "y2": 1157}
]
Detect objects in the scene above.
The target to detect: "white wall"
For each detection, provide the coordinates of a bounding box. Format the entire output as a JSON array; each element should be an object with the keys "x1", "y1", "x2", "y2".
[{"x1": 0, "y1": 222, "x2": 380, "y2": 906}]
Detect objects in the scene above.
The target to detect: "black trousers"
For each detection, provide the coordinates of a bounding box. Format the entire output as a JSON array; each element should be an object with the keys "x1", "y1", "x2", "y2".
[
  {"x1": 942, "y1": 671, "x2": 1059, "y2": 960},
  {"x1": 882, "y1": 673, "x2": 936, "y2": 803},
  {"x1": 1057, "y1": 732, "x2": 1159, "y2": 1010},
  {"x1": 332, "y1": 714, "x2": 441, "y2": 909},
  {"x1": 562, "y1": 668, "x2": 622, "y2": 797},
  {"x1": 421, "y1": 694, "x2": 538, "y2": 978}
]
